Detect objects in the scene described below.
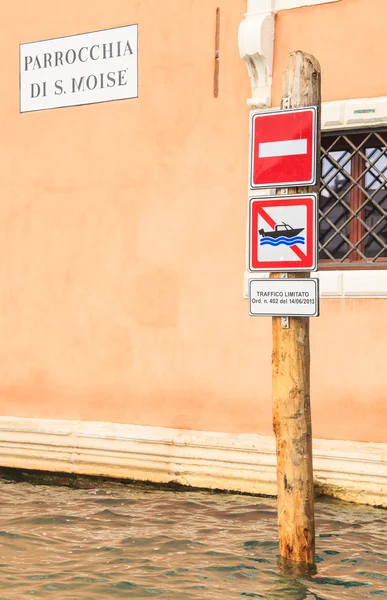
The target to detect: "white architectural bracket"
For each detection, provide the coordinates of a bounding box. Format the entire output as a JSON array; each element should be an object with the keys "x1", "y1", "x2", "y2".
[{"x1": 238, "y1": 2, "x2": 276, "y2": 109}]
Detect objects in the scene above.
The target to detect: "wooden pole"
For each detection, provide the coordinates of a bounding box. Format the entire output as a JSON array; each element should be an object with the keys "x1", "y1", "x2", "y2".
[{"x1": 272, "y1": 51, "x2": 321, "y2": 566}]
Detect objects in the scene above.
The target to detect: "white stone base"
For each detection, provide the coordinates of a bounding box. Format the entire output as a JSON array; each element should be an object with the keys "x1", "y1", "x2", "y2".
[{"x1": 0, "y1": 417, "x2": 385, "y2": 507}]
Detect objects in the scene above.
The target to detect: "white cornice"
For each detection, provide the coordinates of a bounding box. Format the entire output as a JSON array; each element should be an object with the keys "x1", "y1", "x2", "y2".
[
  {"x1": 247, "y1": 0, "x2": 339, "y2": 10},
  {"x1": 247, "y1": 0, "x2": 275, "y2": 12}
]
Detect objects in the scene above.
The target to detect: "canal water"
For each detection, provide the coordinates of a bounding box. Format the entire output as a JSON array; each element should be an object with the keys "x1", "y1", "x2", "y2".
[{"x1": 0, "y1": 479, "x2": 386, "y2": 599}]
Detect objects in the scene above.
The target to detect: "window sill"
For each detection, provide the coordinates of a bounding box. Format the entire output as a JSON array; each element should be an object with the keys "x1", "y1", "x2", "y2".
[{"x1": 243, "y1": 270, "x2": 387, "y2": 299}]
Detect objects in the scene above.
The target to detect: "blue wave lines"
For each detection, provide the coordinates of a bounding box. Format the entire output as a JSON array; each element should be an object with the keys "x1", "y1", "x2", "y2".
[{"x1": 260, "y1": 236, "x2": 305, "y2": 247}]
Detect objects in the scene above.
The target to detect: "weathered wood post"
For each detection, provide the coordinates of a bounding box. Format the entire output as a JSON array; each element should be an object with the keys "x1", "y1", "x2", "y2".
[{"x1": 271, "y1": 51, "x2": 321, "y2": 566}]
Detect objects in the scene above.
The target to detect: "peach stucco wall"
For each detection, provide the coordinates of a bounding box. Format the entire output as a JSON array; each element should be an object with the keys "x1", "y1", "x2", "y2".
[
  {"x1": 0, "y1": 0, "x2": 386, "y2": 444},
  {"x1": 273, "y1": 0, "x2": 387, "y2": 105}
]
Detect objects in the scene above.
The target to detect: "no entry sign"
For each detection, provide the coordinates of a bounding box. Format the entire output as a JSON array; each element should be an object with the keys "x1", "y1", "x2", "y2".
[
  {"x1": 250, "y1": 107, "x2": 318, "y2": 189},
  {"x1": 248, "y1": 194, "x2": 318, "y2": 272}
]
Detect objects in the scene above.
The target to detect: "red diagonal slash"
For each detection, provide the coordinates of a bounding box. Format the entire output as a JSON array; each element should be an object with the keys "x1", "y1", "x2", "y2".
[{"x1": 258, "y1": 207, "x2": 307, "y2": 260}]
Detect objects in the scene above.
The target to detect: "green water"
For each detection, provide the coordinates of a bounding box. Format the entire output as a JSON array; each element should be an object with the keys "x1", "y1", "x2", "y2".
[{"x1": 0, "y1": 479, "x2": 385, "y2": 599}]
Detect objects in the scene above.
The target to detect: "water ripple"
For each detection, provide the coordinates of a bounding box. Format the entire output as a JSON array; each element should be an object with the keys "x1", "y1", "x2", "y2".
[{"x1": 0, "y1": 480, "x2": 385, "y2": 598}]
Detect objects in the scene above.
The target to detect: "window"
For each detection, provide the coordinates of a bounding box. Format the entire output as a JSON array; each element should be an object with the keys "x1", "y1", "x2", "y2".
[{"x1": 320, "y1": 129, "x2": 387, "y2": 268}]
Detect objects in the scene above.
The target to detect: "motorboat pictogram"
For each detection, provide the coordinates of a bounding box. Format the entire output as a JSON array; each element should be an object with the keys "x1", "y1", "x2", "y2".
[{"x1": 259, "y1": 222, "x2": 304, "y2": 239}]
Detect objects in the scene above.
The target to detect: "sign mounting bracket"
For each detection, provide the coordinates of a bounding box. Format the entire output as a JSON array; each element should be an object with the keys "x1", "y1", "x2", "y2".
[{"x1": 280, "y1": 273, "x2": 289, "y2": 328}]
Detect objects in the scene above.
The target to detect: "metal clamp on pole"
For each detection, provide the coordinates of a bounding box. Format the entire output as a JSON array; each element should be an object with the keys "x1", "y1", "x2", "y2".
[
  {"x1": 282, "y1": 97, "x2": 290, "y2": 110},
  {"x1": 280, "y1": 274, "x2": 289, "y2": 329}
]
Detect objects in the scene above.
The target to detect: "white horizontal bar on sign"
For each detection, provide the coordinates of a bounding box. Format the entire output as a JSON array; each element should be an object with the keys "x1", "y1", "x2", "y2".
[{"x1": 258, "y1": 138, "x2": 307, "y2": 158}]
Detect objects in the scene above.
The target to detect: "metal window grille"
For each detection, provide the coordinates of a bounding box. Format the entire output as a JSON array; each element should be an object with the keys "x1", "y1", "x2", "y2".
[{"x1": 320, "y1": 129, "x2": 387, "y2": 268}]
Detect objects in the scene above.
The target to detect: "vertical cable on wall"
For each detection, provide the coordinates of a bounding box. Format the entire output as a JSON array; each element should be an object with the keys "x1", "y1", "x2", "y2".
[{"x1": 214, "y1": 8, "x2": 220, "y2": 98}]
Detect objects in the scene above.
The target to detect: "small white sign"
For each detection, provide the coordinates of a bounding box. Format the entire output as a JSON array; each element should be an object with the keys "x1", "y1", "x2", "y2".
[
  {"x1": 249, "y1": 278, "x2": 320, "y2": 317},
  {"x1": 20, "y1": 24, "x2": 138, "y2": 113}
]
